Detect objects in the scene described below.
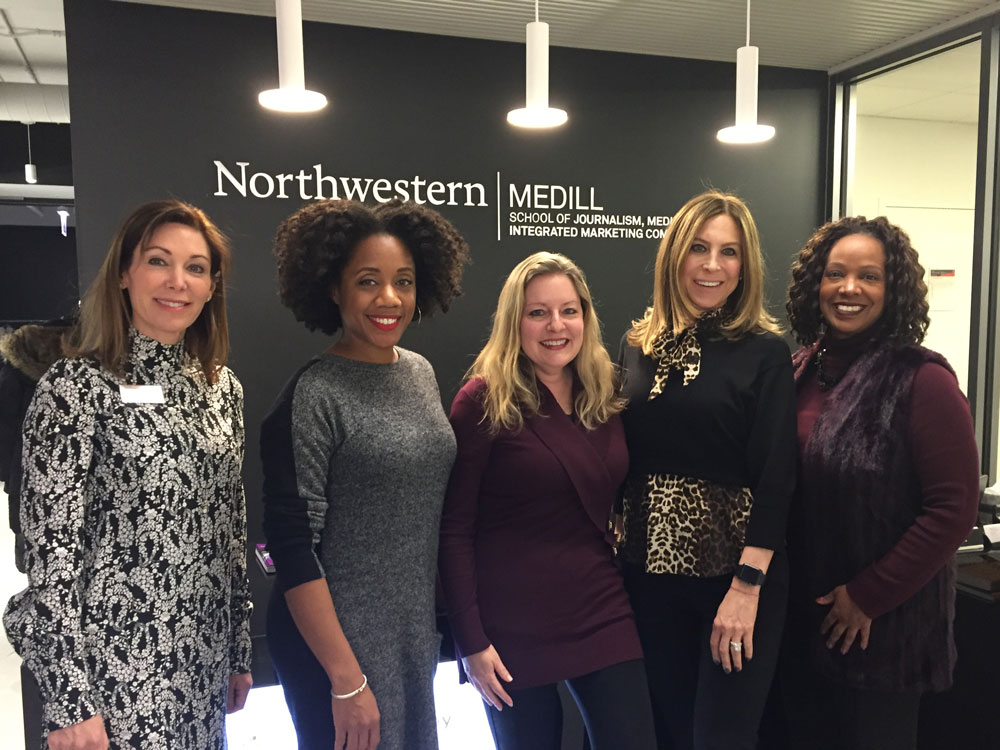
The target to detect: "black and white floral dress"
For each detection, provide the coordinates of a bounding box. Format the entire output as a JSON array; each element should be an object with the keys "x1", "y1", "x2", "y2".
[{"x1": 3, "y1": 331, "x2": 252, "y2": 750}]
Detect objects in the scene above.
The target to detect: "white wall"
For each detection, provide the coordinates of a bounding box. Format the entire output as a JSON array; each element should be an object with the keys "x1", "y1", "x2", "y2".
[{"x1": 851, "y1": 115, "x2": 978, "y2": 394}]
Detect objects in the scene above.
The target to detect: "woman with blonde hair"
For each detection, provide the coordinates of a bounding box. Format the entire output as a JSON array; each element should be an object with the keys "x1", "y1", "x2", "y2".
[
  {"x1": 4, "y1": 199, "x2": 252, "y2": 750},
  {"x1": 439, "y1": 251, "x2": 656, "y2": 750},
  {"x1": 618, "y1": 191, "x2": 796, "y2": 749}
]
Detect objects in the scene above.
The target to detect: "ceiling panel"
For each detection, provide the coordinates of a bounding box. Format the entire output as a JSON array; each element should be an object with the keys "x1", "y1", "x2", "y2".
[
  {"x1": 886, "y1": 91, "x2": 980, "y2": 121},
  {"x1": 857, "y1": 41, "x2": 981, "y2": 123},
  {"x1": 114, "y1": 0, "x2": 1000, "y2": 70},
  {"x1": 1, "y1": 0, "x2": 998, "y2": 123}
]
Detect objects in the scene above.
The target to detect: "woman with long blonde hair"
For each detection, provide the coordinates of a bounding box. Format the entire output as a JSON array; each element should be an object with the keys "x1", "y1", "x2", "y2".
[
  {"x1": 439, "y1": 251, "x2": 655, "y2": 750},
  {"x1": 618, "y1": 191, "x2": 796, "y2": 749}
]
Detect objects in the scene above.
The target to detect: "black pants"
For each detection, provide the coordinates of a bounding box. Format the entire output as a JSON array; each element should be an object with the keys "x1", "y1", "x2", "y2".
[
  {"x1": 624, "y1": 555, "x2": 788, "y2": 750},
  {"x1": 266, "y1": 589, "x2": 336, "y2": 750},
  {"x1": 778, "y1": 603, "x2": 920, "y2": 750},
  {"x1": 484, "y1": 659, "x2": 657, "y2": 750}
]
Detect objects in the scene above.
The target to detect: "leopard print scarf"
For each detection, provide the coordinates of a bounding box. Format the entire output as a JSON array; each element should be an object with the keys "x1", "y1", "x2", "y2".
[{"x1": 648, "y1": 309, "x2": 728, "y2": 398}]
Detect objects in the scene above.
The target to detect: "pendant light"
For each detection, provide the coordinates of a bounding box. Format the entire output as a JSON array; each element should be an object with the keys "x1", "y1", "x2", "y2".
[
  {"x1": 258, "y1": 0, "x2": 327, "y2": 113},
  {"x1": 507, "y1": 0, "x2": 567, "y2": 128},
  {"x1": 57, "y1": 208, "x2": 70, "y2": 237},
  {"x1": 24, "y1": 122, "x2": 37, "y2": 184},
  {"x1": 717, "y1": 0, "x2": 774, "y2": 144}
]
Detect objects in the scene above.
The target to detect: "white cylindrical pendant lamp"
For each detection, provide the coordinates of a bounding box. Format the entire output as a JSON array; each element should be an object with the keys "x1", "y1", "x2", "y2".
[
  {"x1": 735, "y1": 45, "x2": 759, "y2": 125},
  {"x1": 258, "y1": 0, "x2": 327, "y2": 113},
  {"x1": 525, "y1": 21, "x2": 549, "y2": 109},
  {"x1": 24, "y1": 121, "x2": 37, "y2": 183},
  {"x1": 507, "y1": 20, "x2": 567, "y2": 128},
  {"x1": 717, "y1": 45, "x2": 775, "y2": 143},
  {"x1": 276, "y1": 0, "x2": 305, "y2": 90}
]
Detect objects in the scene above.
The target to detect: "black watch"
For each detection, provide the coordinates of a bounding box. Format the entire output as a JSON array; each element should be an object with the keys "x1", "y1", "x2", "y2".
[{"x1": 734, "y1": 563, "x2": 766, "y2": 587}]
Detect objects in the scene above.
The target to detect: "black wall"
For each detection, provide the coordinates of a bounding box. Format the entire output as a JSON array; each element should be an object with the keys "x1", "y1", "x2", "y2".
[
  {"x1": 0, "y1": 225, "x2": 78, "y2": 323},
  {"x1": 65, "y1": 0, "x2": 826, "y2": 633}
]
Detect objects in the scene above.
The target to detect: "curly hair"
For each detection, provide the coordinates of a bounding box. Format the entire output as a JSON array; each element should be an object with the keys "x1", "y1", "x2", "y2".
[
  {"x1": 786, "y1": 216, "x2": 929, "y2": 346},
  {"x1": 273, "y1": 199, "x2": 469, "y2": 334}
]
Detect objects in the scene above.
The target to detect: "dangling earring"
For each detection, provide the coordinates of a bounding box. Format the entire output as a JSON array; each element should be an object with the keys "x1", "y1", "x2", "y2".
[{"x1": 413, "y1": 305, "x2": 423, "y2": 325}]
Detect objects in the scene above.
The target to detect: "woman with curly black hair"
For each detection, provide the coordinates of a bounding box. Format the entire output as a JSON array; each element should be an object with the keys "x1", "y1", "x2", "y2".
[
  {"x1": 260, "y1": 199, "x2": 468, "y2": 750},
  {"x1": 781, "y1": 216, "x2": 979, "y2": 750}
]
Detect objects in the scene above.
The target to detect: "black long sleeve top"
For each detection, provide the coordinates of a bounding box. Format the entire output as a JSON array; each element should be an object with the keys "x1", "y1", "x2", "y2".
[{"x1": 619, "y1": 330, "x2": 797, "y2": 551}]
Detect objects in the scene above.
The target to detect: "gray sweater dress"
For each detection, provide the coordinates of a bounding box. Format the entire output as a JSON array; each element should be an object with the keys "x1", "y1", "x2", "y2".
[{"x1": 261, "y1": 348, "x2": 456, "y2": 750}]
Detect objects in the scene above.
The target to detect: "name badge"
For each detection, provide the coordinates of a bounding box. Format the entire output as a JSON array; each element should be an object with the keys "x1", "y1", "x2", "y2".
[{"x1": 119, "y1": 384, "x2": 165, "y2": 404}]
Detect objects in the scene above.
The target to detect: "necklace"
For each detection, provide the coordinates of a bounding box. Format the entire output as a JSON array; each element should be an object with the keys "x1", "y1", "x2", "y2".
[{"x1": 815, "y1": 347, "x2": 842, "y2": 391}]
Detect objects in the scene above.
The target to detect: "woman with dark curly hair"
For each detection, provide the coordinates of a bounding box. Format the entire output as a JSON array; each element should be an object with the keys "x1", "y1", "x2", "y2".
[
  {"x1": 781, "y1": 216, "x2": 979, "y2": 750},
  {"x1": 260, "y1": 199, "x2": 468, "y2": 750}
]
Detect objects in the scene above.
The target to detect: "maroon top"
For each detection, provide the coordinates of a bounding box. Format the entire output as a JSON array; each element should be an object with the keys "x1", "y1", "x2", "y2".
[
  {"x1": 796, "y1": 336, "x2": 980, "y2": 618},
  {"x1": 438, "y1": 378, "x2": 643, "y2": 689}
]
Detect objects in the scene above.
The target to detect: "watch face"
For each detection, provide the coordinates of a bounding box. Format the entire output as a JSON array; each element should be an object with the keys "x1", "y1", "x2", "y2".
[{"x1": 737, "y1": 564, "x2": 765, "y2": 586}]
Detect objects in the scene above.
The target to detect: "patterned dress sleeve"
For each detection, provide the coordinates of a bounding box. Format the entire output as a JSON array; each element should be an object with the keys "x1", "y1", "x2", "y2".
[
  {"x1": 2, "y1": 360, "x2": 101, "y2": 730},
  {"x1": 225, "y1": 372, "x2": 253, "y2": 673}
]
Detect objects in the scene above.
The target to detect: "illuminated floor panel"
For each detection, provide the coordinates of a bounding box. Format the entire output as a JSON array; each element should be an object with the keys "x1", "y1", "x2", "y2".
[{"x1": 225, "y1": 661, "x2": 495, "y2": 749}]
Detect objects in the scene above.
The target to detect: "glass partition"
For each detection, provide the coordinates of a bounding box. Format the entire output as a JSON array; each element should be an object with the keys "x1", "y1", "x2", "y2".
[{"x1": 847, "y1": 41, "x2": 980, "y2": 394}]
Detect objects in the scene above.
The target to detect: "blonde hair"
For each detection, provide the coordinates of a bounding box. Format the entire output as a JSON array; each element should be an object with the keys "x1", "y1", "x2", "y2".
[
  {"x1": 467, "y1": 252, "x2": 623, "y2": 433},
  {"x1": 64, "y1": 200, "x2": 232, "y2": 383},
  {"x1": 628, "y1": 190, "x2": 780, "y2": 355}
]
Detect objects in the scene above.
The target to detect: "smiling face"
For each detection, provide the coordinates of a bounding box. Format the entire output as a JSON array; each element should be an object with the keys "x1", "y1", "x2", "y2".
[
  {"x1": 331, "y1": 233, "x2": 416, "y2": 363},
  {"x1": 819, "y1": 233, "x2": 887, "y2": 339},
  {"x1": 119, "y1": 222, "x2": 216, "y2": 345},
  {"x1": 680, "y1": 213, "x2": 743, "y2": 312},
  {"x1": 519, "y1": 272, "x2": 585, "y2": 381}
]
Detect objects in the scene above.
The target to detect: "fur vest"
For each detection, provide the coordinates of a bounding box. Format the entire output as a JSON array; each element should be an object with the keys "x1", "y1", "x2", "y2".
[
  {"x1": 791, "y1": 342, "x2": 957, "y2": 692},
  {"x1": 0, "y1": 322, "x2": 70, "y2": 572}
]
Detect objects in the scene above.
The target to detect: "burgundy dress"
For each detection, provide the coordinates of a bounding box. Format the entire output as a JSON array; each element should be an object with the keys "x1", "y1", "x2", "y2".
[{"x1": 439, "y1": 378, "x2": 643, "y2": 689}]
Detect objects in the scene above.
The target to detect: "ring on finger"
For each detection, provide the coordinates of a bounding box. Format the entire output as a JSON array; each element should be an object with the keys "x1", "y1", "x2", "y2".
[{"x1": 729, "y1": 640, "x2": 742, "y2": 652}]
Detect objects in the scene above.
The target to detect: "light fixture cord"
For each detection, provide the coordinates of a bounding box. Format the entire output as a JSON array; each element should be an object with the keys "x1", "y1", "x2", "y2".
[
  {"x1": 535, "y1": 0, "x2": 539, "y2": 23},
  {"x1": 26, "y1": 122, "x2": 32, "y2": 163},
  {"x1": 746, "y1": 0, "x2": 751, "y2": 46}
]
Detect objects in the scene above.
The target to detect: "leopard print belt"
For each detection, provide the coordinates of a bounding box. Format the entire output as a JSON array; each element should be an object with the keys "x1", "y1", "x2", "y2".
[{"x1": 621, "y1": 473, "x2": 752, "y2": 576}]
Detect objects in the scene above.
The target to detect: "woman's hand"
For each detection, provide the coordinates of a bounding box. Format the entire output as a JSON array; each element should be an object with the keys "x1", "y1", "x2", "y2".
[
  {"x1": 331, "y1": 681, "x2": 380, "y2": 750},
  {"x1": 462, "y1": 645, "x2": 514, "y2": 710},
  {"x1": 226, "y1": 672, "x2": 253, "y2": 713},
  {"x1": 46, "y1": 715, "x2": 108, "y2": 750},
  {"x1": 711, "y1": 583, "x2": 759, "y2": 673},
  {"x1": 818, "y1": 584, "x2": 872, "y2": 654}
]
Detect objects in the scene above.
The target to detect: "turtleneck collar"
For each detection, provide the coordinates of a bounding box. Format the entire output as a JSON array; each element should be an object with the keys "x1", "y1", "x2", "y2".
[
  {"x1": 127, "y1": 328, "x2": 187, "y2": 383},
  {"x1": 816, "y1": 328, "x2": 877, "y2": 382}
]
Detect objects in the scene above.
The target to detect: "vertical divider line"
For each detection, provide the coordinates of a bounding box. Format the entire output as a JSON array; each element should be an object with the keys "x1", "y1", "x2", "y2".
[{"x1": 497, "y1": 171, "x2": 501, "y2": 241}]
